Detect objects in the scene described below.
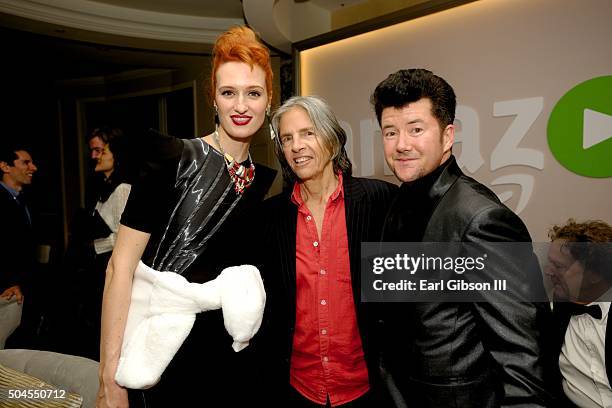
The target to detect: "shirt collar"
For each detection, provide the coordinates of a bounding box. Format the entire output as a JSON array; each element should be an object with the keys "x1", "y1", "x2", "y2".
[
  {"x1": 0, "y1": 181, "x2": 19, "y2": 198},
  {"x1": 291, "y1": 172, "x2": 344, "y2": 207},
  {"x1": 591, "y1": 287, "x2": 612, "y2": 320},
  {"x1": 600, "y1": 302, "x2": 611, "y2": 320}
]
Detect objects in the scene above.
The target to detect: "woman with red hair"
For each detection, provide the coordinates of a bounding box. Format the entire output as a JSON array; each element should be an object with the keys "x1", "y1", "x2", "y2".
[{"x1": 96, "y1": 26, "x2": 276, "y2": 408}]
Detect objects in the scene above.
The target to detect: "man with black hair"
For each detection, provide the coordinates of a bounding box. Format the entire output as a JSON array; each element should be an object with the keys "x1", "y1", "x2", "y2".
[
  {"x1": 371, "y1": 69, "x2": 554, "y2": 407},
  {"x1": 0, "y1": 144, "x2": 37, "y2": 304}
]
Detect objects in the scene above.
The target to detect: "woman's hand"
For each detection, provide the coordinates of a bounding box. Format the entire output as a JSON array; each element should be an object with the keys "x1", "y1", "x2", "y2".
[{"x1": 96, "y1": 374, "x2": 128, "y2": 408}]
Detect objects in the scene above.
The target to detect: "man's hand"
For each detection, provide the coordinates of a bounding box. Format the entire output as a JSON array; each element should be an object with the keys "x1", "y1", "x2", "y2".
[{"x1": 0, "y1": 285, "x2": 24, "y2": 304}]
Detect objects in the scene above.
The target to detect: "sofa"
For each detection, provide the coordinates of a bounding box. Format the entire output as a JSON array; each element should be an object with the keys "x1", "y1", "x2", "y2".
[{"x1": 0, "y1": 349, "x2": 99, "y2": 408}]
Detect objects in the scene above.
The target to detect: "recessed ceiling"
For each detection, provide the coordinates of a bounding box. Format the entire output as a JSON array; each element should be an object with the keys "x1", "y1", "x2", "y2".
[
  {"x1": 0, "y1": 0, "x2": 389, "y2": 79},
  {"x1": 2, "y1": 26, "x2": 208, "y2": 80},
  {"x1": 92, "y1": 0, "x2": 367, "y2": 16},
  {"x1": 310, "y1": 0, "x2": 368, "y2": 11},
  {"x1": 90, "y1": 0, "x2": 244, "y2": 18}
]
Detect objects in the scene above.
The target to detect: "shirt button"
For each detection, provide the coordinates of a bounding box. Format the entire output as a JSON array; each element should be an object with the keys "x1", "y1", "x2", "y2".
[
  {"x1": 313, "y1": 241, "x2": 319, "y2": 247},
  {"x1": 320, "y1": 299, "x2": 327, "y2": 305},
  {"x1": 323, "y1": 356, "x2": 329, "y2": 362},
  {"x1": 306, "y1": 215, "x2": 312, "y2": 221},
  {"x1": 320, "y1": 269, "x2": 326, "y2": 275},
  {"x1": 321, "y1": 329, "x2": 327, "y2": 335}
]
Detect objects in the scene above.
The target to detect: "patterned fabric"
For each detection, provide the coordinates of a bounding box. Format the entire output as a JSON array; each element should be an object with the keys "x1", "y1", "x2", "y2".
[{"x1": 0, "y1": 364, "x2": 82, "y2": 408}]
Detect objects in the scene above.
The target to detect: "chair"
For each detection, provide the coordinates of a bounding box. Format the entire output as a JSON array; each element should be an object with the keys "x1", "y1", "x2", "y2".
[
  {"x1": 0, "y1": 349, "x2": 99, "y2": 408},
  {"x1": 0, "y1": 297, "x2": 22, "y2": 349}
]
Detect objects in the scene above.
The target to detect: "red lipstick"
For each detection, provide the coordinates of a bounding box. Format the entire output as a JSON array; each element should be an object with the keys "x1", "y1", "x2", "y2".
[{"x1": 231, "y1": 115, "x2": 252, "y2": 126}]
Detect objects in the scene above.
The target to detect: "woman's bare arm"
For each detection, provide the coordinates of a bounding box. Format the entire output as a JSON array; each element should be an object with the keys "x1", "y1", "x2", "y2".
[{"x1": 96, "y1": 225, "x2": 150, "y2": 408}]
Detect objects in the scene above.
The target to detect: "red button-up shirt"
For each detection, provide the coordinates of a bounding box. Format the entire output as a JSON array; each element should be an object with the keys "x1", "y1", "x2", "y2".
[{"x1": 289, "y1": 174, "x2": 369, "y2": 406}]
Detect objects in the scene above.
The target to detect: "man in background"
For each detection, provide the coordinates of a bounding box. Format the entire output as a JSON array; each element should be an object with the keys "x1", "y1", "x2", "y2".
[
  {"x1": 0, "y1": 144, "x2": 38, "y2": 304},
  {"x1": 547, "y1": 219, "x2": 612, "y2": 407}
]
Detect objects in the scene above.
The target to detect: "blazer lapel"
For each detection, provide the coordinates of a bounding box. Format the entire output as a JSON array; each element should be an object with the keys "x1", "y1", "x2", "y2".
[
  {"x1": 278, "y1": 195, "x2": 298, "y2": 320},
  {"x1": 408, "y1": 156, "x2": 461, "y2": 241},
  {"x1": 343, "y1": 176, "x2": 366, "y2": 303}
]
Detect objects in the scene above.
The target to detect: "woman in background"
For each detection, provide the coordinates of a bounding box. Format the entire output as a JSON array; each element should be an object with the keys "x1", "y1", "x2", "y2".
[
  {"x1": 90, "y1": 129, "x2": 131, "y2": 259},
  {"x1": 61, "y1": 128, "x2": 131, "y2": 360},
  {"x1": 96, "y1": 26, "x2": 276, "y2": 408},
  {"x1": 84, "y1": 130, "x2": 131, "y2": 359}
]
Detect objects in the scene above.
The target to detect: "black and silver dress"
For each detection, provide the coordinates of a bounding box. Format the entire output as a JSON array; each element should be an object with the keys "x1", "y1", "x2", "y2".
[{"x1": 120, "y1": 130, "x2": 275, "y2": 407}]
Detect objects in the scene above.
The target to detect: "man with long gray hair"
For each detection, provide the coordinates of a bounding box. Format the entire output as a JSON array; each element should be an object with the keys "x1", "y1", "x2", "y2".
[{"x1": 251, "y1": 96, "x2": 396, "y2": 406}]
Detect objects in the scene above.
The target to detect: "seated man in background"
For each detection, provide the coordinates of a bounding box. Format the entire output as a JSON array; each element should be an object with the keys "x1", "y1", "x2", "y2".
[{"x1": 547, "y1": 219, "x2": 612, "y2": 408}]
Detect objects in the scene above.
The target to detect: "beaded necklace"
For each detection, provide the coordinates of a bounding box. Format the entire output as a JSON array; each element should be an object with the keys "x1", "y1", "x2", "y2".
[{"x1": 213, "y1": 130, "x2": 255, "y2": 195}]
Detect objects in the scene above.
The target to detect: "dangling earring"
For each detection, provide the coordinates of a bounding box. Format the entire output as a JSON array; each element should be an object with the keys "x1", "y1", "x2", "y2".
[
  {"x1": 213, "y1": 104, "x2": 221, "y2": 140},
  {"x1": 266, "y1": 106, "x2": 276, "y2": 140}
]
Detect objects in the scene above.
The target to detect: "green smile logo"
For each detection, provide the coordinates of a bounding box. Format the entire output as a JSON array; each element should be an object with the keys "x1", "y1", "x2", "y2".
[{"x1": 547, "y1": 76, "x2": 612, "y2": 178}]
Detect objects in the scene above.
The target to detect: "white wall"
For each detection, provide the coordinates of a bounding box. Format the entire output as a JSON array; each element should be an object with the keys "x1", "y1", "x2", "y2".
[{"x1": 299, "y1": 0, "x2": 612, "y2": 240}]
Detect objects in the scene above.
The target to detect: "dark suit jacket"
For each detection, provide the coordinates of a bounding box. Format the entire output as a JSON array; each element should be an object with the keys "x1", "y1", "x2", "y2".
[
  {"x1": 250, "y1": 175, "x2": 397, "y2": 403},
  {"x1": 0, "y1": 184, "x2": 35, "y2": 292},
  {"x1": 382, "y1": 156, "x2": 554, "y2": 407},
  {"x1": 552, "y1": 302, "x2": 612, "y2": 407}
]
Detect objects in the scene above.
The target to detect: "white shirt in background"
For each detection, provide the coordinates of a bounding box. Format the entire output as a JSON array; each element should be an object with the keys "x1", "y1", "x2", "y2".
[
  {"x1": 93, "y1": 183, "x2": 131, "y2": 254},
  {"x1": 560, "y1": 301, "x2": 612, "y2": 408}
]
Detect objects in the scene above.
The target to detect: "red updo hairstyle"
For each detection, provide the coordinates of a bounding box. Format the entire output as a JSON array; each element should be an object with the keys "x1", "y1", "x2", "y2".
[{"x1": 210, "y1": 26, "x2": 273, "y2": 102}]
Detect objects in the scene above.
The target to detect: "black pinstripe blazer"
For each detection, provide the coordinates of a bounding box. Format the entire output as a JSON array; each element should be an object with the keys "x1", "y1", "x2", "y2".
[{"x1": 250, "y1": 174, "x2": 397, "y2": 400}]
